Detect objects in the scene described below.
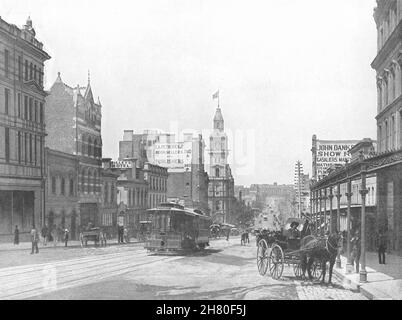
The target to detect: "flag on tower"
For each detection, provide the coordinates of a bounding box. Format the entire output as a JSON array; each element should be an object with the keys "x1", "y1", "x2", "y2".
[{"x1": 212, "y1": 91, "x2": 219, "y2": 100}]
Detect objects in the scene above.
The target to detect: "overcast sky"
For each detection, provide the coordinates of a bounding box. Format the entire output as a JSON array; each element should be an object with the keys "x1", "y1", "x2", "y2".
[{"x1": 1, "y1": 0, "x2": 378, "y2": 186}]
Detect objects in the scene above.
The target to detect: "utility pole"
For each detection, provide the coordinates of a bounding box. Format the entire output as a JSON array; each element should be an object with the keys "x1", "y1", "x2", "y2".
[{"x1": 294, "y1": 161, "x2": 303, "y2": 219}]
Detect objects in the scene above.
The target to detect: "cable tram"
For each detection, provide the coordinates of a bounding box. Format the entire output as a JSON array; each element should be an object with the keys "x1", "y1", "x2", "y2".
[{"x1": 144, "y1": 202, "x2": 212, "y2": 253}]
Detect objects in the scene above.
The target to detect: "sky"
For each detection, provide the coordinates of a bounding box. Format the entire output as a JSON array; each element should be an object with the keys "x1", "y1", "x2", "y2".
[{"x1": 1, "y1": 0, "x2": 378, "y2": 186}]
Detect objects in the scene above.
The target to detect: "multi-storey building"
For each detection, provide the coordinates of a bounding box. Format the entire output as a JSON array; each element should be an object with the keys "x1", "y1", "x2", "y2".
[
  {"x1": 371, "y1": 0, "x2": 402, "y2": 251},
  {"x1": 119, "y1": 130, "x2": 208, "y2": 212},
  {"x1": 144, "y1": 162, "x2": 168, "y2": 208},
  {"x1": 112, "y1": 159, "x2": 148, "y2": 234},
  {"x1": 100, "y1": 158, "x2": 119, "y2": 237},
  {"x1": 208, "y1": 106, "x2": 235, "y2": 223},
  {"x1": 45, "y1": 72, "x2": 103, "y2": 228},
  {"x1": 0, "y1": 17, "x2": 50, "y2": 241},
  {"x1": 45, "y1": 148, "x2": 79, "y2": 239}
]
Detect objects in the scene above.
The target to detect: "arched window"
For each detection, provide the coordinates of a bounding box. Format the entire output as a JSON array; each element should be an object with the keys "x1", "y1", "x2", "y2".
[
  {"x1": 88, "y1": 136, "x2": 92, "y2": 157},
  {"x1": 94, "y1": 138, "x2": 98, "y2": 158},
  {"x1": 70, "y1": 178, "x2": 74, "y2": 196},
  {"x1": 81, "y1": 135, "x2": 87, "y2": 155},
  {"x1": 81, "y1": 168, "x2": 86, "y2": 192},
  {"x1": 51, "y1": 176, "x2": 56, "y2": 194},
  {"x1": 215, "y1": 167, "x2": 220, "y2": 177},
  {"x1": 61, "y1": 177, "x2": 65, "y2": 195},
  {"x1": 29, "y1": 62, "x2": 33, "y2": 80},
  {"x1": 87, "y1": 169, "x2": 92, "y2": 193},
  {"x1": 105, "y1": 182, "x2": 109, "y2": 204}
]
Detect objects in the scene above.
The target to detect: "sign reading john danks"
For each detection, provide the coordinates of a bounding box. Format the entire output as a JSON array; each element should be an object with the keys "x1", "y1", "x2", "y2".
[{"x1": 312, "y1": 136, "x2": 359, "y2": 181}]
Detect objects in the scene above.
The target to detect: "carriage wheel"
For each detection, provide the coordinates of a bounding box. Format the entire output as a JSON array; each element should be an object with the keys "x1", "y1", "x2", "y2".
[
  {"x1": 311, "y1": 261, "x2": 323, "y2": 280},
  {"x1": 293, "y1": 263, "x2": 303, "y2": 279},
  {"x1": 268, "y1": 244, "x2": 284, "y2": 280},
  {"x1": 257, "y1": 239, "x2": 269, "y2": 276}
]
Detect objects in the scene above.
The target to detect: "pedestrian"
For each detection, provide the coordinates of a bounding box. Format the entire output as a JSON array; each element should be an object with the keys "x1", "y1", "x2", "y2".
[
  {"x1": 41, "y1": 224, "x2": 48, "y2": 246},
  {"x1": 30, "y1": 227, "x2": 39, "y2": 254},
  {"x1": 52, "y1": 225, "x2": 58, "y2": 247},
  {"x1": 377, "y1": 231, "x2": 387, "y2": 265},
  {"x1": 14, "y1": 225, "x2": 19, "y2": 245},
  {"x1": 226, "y1": 229, "x2": 230, "y2": 241},
  {"x1": 350, "y1": 230, "x2": 361, "y2": 273},
  {"x1": 63, "y1": 228, "x2": 69, "y2": 247}
]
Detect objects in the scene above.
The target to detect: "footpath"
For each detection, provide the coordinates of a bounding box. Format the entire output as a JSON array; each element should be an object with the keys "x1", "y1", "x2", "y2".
[
  {"x1": 333, "y1": 251, "x2": 402, "y2": 300},
  {"x1": 0, "y1": 238, "x2": 142, "y2": 252}
]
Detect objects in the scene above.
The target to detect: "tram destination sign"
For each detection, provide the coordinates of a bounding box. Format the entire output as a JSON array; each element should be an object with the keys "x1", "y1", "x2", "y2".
[{"x1": 312, "y1": 138, "x2": 360, "y2": 181}]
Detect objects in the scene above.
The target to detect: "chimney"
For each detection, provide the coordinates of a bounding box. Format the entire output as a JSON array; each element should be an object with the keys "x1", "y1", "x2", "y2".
[{"x1": 123, "y1": 130, "x2": 134, "y2": 141}]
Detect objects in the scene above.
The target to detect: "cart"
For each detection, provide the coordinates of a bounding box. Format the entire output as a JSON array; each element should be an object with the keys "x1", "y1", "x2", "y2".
[
  {"x1": 80, "y1": 227, "x2": 107, "y2": 247},
  {"x1": 256, "y1": 218, "x2": 323, "y2": 280}
]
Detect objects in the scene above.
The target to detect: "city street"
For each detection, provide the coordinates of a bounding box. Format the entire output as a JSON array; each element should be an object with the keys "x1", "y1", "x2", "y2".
[{"x1": 0, "y1": 236, "x2": 366, "y2": 300}]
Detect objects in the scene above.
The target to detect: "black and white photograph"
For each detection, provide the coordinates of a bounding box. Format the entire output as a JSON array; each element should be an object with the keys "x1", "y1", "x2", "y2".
[{"x1": 0, "y1": 0, "x2": 401, "y2": 304}]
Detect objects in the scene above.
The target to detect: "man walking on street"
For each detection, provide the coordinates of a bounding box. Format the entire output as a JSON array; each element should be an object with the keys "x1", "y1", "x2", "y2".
[
  {"x1": 14, "y1": 225, "x2": 19, "y2": 245},
  {"x1": 41, "y1": 224, "x2": 48, "y2": 246},
  {"x1": 64, "y1": 228, "x2": 69, "y2": 247},
  {"x1": 350, "y1": 230, "x2": 361, "y2": 273},
  {"x1": 378, "y1": 231, "x2": 387, "y2": 264},
  {"x1": 30, "y1": 227, "x2": 39, "y2": 254}
]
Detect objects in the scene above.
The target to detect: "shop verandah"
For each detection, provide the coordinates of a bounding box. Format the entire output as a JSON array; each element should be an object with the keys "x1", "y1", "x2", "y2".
[{"x1": 310, "y1": 149, "x2": 402, "y2": 282}]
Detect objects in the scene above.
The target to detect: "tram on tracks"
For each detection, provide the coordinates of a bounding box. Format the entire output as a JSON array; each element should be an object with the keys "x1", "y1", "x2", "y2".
[{"x1": 144, "y1": 202, "x2": 212, "y2": 253}]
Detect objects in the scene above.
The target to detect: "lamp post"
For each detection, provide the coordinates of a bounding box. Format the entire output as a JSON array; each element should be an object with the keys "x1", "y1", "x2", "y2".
[
  {"x1": 329, "y1": 187, "x2": 334, "y2": 234},
  {"x1": 319, "y1": 189, "x2": 322, "y2": 235},
  {"x1": 346, "y1": 179, "x2": 353, "y2": 274},
  {"x1": 359, "y1": 166, "x2": 368, "y2": 283},
  {"x1": 335, "y1": 183, "x2": 342, "y2": 268}
]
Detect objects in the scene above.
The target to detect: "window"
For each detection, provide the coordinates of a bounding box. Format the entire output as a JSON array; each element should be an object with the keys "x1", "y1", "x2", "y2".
[
  {"x1": 17, "y1": 132, "x2": 21, "y2": 164},
  {"x1": 25, "y1": 60, "x2": 28, "y2": 81},
  {"x1": 4, "y1": 88, "x2": 9, "y2": 115},
  {"x1": 61, "y1": 178, "x2": 65, "y2": 195},
  {"x1": 215, "y1": 167, "x2": 220, "y2": 177},
  {"x1": 105, "y1": 183, "x2": 109, "y2": 204},
  {"x1": 34, "y1": 101, "x2": 38, "y2": 123},
  {"x1": 29, "y1": 98, "x2": 33, "y2": 121},
  {"x1": 70, "y1": 179, "x2": 74, "y2": 196},
  {"x1": 17, "y1": 94, "x2": 21, "y2": 118},
  {"x1": 34, "y1": 65, "x2": 37, "y2": 82},
  {"x1": 29, "y1": 134, "x2": 32, "y2": 163},
  {"x1": 39, "y1": 68, "x2": 42, "y2": 87},
  {"x1": 88, "y1": 136, "x2": 92, "y2": 157},
  {"x1": 24, "y1": 96, "x2": 28, "y2": 120},
  {"x1": 52, "y1": 177, "x2": 56, "y2": 194},
  {"x1": 29, "y1": 62, "x2": 33, "y2": 80},
  {"x1": 111, "y1": 184, "x2": 115, "y2": 204},
  {"x1": 18, "y1": 56, "x2": 22, "y2": 81},
  {"x1": 5, "y1": 128, "x2": 10, "y2": 163},
  {"x1": 4, "y1": 49, "x2": 9, "y2": 77},
  {"x1": 34, "y1": 135, "x2": 37, "y2": 165},
  {"x1": 24, "y1": 133, "x2": 28, "y2": 164},
  {"x1": 39, "y1": 103, "x2": 43, "y2": 124}
]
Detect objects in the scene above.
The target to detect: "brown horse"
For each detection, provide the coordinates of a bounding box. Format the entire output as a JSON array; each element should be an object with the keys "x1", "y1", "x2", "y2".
[{"x1": 300, "y1": 233, "x2": 342, "y2": 284}]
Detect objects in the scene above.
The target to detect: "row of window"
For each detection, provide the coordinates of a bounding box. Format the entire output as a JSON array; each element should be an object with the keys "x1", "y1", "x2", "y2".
[
  {"x1": 3, "y1": 49, "x2": 44, "y2": 86},
  {"x1": 378, "y1": 111, "x2": 402, "y2": 152},
  {"x1": 377, "y1": 6, "x2": 398, "y2": 51},
  {"x1": 128, "y1": 188, "x2": 147, "y2": 208},
  {"x1": 377, "y1": 62, "x2": 401, "y2": 111},
  {"x1": 150, "y1": 176, "x2": 167, "y2": 191},
  {"x1": 149, "y1": 194, "x2": 166, "y2": 208},
  {"x1": 1, "y1": 87, "x2": 44, "y2": 123},
  {"x1": 2, "y1": 127, "x2": 42, "y2": 165},
  {"x1": 81, "y1": 135, "x2": 102, "y2": 158},
  {"x1": 50, "y1": 176, "x2": 75, "y2": 197},
  {"x1": 103, "y1": 182, "x2": 116, "y2": 205}
]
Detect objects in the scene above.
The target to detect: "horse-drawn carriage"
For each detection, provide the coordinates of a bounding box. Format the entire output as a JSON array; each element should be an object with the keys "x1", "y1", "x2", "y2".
[
  {"x1": 80, "y1": 227, "x2": 107, "y2": 247},
  {"x1": 256, "y1": 218, "x2": 323, "y2": 280}
]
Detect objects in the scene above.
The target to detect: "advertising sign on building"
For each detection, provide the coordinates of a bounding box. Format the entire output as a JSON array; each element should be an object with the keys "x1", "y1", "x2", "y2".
[
  {"x1": 312, "y1": 136, "x2": 359, "y2": 181},
  {"x1": 153, "y1": 141, "x2": 192, "y2": 171}
]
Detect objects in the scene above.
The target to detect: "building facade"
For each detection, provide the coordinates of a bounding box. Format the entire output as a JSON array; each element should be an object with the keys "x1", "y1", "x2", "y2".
[
  {"x1": 45, "y1": 148, "x2": 79, "y2": 239},
  {"x1": 100, "y1": 158, "x2": 119, "y2": 237},
  {"x1": 208, "y1": 106, "x2": 235, "y2": 223},
  {"x1": 372, "y1": 0, "x2": 402, "y2": 252},
  {"x1": 45, "y1": 72, "x2": 103, "y2": 228},
  {"x1": 112, "y1": 159, "x2": 149, "y2": 234},
  {"x1": 144, "y1": 162, "x2": 168, "y2": 208},
  {"x1": 0, "y1": 17, "x2": 50, "y2": 241}
]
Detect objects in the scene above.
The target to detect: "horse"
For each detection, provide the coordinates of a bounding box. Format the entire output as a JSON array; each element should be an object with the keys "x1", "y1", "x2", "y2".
[
  {"x1": 300, "y1": 233, "x2": 342, "y2": 285},
  {"x1": 241, "y1": 232, "x2": 249, "y2": 245}
]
